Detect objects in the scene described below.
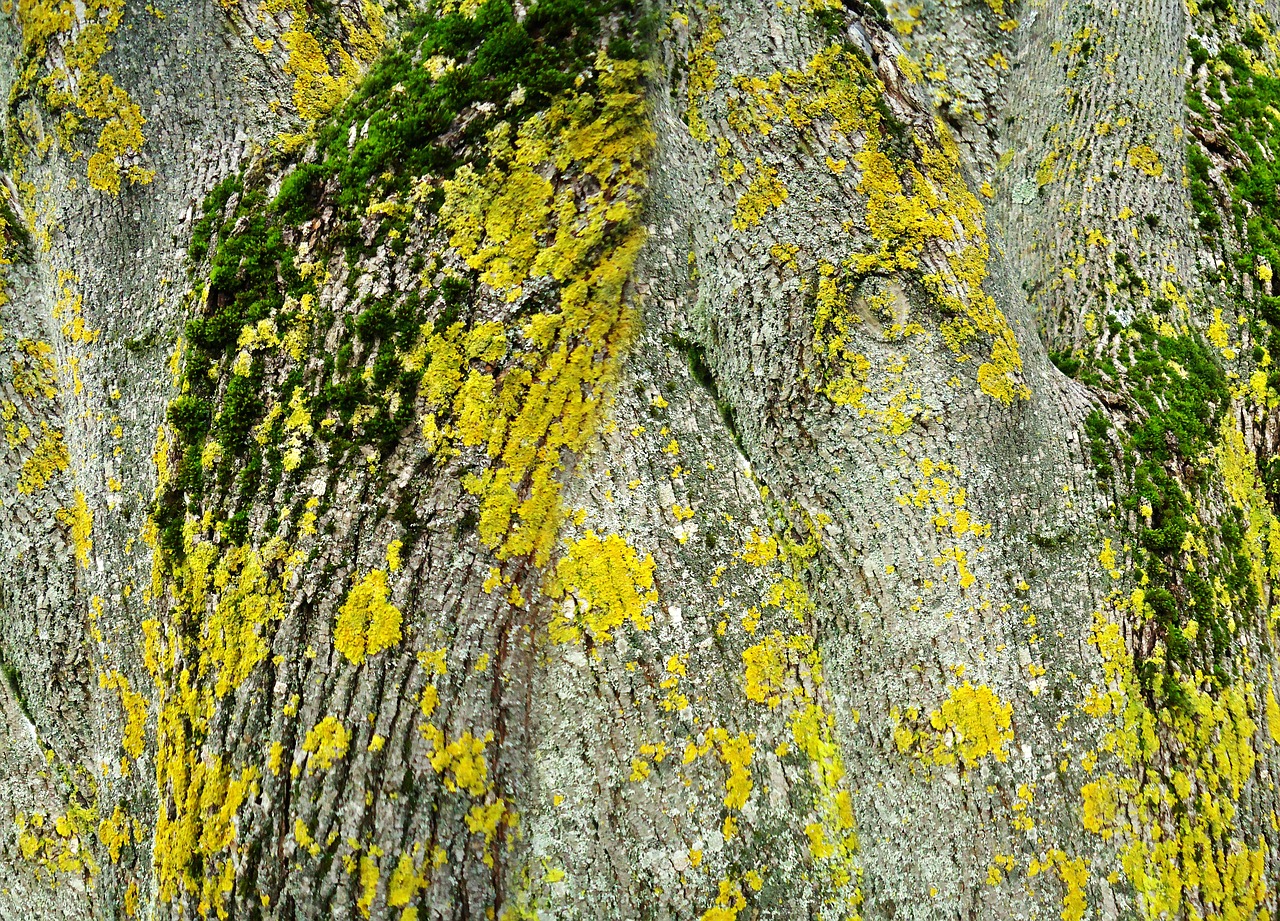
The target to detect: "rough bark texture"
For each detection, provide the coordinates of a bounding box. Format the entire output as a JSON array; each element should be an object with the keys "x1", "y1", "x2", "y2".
[{"x1": 1, "y1": 0, "x2": 1279, "y2": 919}]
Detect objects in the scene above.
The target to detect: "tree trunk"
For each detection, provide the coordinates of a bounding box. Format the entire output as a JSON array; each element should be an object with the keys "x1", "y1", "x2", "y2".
[{"x1": 0, "y1": 0, "x2": 1277, "y2": 918}]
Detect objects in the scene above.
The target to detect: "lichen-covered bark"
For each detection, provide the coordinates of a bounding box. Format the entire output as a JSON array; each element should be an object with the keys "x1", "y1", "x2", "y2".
[{"x1": 1, "y1": 0, "x2": 1279, "y2": 919}]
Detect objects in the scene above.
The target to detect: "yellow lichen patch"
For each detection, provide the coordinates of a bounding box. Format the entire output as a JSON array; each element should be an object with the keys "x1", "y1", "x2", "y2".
[
  {"x1": 302, "y1": 716, "x2": 351, "y2": 773},
  {"x1": 268, "y1": 741, "x2": 285, "y2": 777},
  {"x1": 274, "y1": 0, "x2": 386, "y2": 121},
  {"x1": 149, "y1": 751, "x2": 259, "y2": 908},
  {"x1": 435, "y1": 54, "x2": 654, "y2": 564},
  {"x1": 388, "y1": 849, "x2": 430, "y2": 907},
  {"x1": 1207, "y1": 307, "x2": 1231, "y2": 354},
  {"x1": 732, "y1": 160, "x2": 788, "y2": 230},
  {"x1": 897, "y1": 681, "x2": 1013, "y2": 770},
  {"x1": 99, "y1": 670, "x2": 147, "y2": 760},
  {"x1": 334, "y1": 568, "x2": 403, "y2": 665},
  {"x1": 14, "y1": 0, "x2": 153, "y2": 193},
  {"x1": 197, "y1": 544, "x2": 286, "y2": 697},
  {"x1": 1267, "y1": 678, "x2": 1280, "y2": 742},
  {"x1": 424, "y1": 729, "x2": 491, "y2": 797},
  {"x1": 1083, "y1": 581, "x2": 1271, "y2": 920},
  {"x1": 686, "y1": 729, "x2": 756, "y2": 816},
  {"x1": 123, "y1": 880, "x2": 140, "y2": 917},
  {"x1": 726, "y1": 46, "x2": 1027, "y2": 405},
  {"x1": 17, "y1": 422, "x2": 68, "y2": 493},
  {"x1": 97, "y1": 805, "x2": 130, "y2": 863},
  {"x1": 810, "y1": 262, "x2": 873, "y2": 408},
  {"x1": 357, "y1": 853, "x2": 380, "y2": 918},
  {"x1": 56, "y1": 488, "x2": 93, "y2": 566},
  {"x1": 418, "y1": 647, "x2": 447, "y2": 719},
  {"x1": 294, "y1": 818, "x2": 319, "y2": 856},
  {"x1": 893, "y1": 457, "x2": 991, "y2": 587},
  {"x1": 143, "y1": 531, "x2": 301, "y2": 909},
  {"x1": 466, "y1": 798, "x2": 517, "y2": 867},
  {"x1": 546, "y1": 530, "x2": 658, "y2": 643},
  {"x1": 789, "y1": 703, "x2": 861, "y2": 892},
  {"x1": 700, "y1": 878, "x2": 746, "y2": 921},
  {"x1": 11, "y1": 339, "x2": 58, "y2": 400},
  {"x1": 716, "y1": 513, "x2": 862, "y2": 905},
  {"x1": 685, "y1": 9, "x2": 725, "y2": 143},
  {"x1": 15, "y1": 804, "x2": 99, "y2": 878},
  {"x1": 1126, "y1": 144, "x2": 1163, "y2": 177},
  {"x1": 740, "y1": 528, "x2": 779, "y2": 565},
  {"x1": 1029, "y1": 850, "x2": 1089, "y2": 921},
  {"x1": 660, "y1": 654, "x2": 690, "y2": 712},
  {"x1": 1079, "y1": 774, "x2": 1118, "y2": 839},
  {"x1": 1216, "y1": 418, "x2": 1280, "y2": 606},
  {"x1": 742, "y1": 631, "x2": 814, "y2": 707}
]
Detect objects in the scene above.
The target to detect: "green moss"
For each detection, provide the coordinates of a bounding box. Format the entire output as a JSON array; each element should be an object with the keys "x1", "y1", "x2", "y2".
[
  {"x1": 1186, "y1": 145, "x2": 1220, "y2": 235},
  {"x1": 189, "y1": 175, "x2": 241, "y2": 264},
  {"x1": 217, "y1": 372, "x2": 265, "y2": 454},
  {"x1": 0, "y1": 194, "x2": 33, "y2": 265},
  {"x1": 0, "y1": 658, "x2": 34, "y2": 727},
  {"x1": 1049, "y1": 348, "x2": 1081, "y2": 378},
  {"x1": 155, "y1": 0, "x2": 652, "y2": 577},
  {"x1": 1078, "y1": 314, "x2": 1240, "y2": 706},
  {"x1": 353, "y1": 298, "x2": 395, "y2": 344},
  {"x1": 293, "y1": 0, "x2": 647, "y2": 229},
  {"x1": 166, "y1": 395, "x2": 212, "y2": 440},
  {"x1": 1083, "y1": 409, "x2": 1113, "y2": 482},
  {"x1": 670, "y1": 333, "x2": 741, "y2": 447}
]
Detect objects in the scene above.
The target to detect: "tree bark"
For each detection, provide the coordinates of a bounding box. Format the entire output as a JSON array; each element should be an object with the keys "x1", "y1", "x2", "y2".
[{"x1": 0, "y1": 0, "x2": 1277, "y2": 919}]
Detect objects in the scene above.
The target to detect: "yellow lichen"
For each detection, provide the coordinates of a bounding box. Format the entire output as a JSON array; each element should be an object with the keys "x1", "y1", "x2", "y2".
[
  {"x1": 1080, "y1": 774, "x2": 1118, "y2": 839},
  {"x1": 334, "y1": 569, "x2": 403, "y2": 665},
  {"x1": 436, "y1": 53, "x2": 654, "y2": 564},
  {"x1": 357, "y1": 854, "x2": 379, "y2": 918},
  {"x1": 701, "y1": 879, "x2": 746, "y2": 921},
  {"x1": 275, "y1": 0, "x2": 385, "y2": 122},
  {"x1": 56, "y1": 488, "x2": 93, "y2": 566},
  {"x1": 742, "y1": 631, "x2": 814, "y2": 707},
  {"x1": 546, "y1": 530, "x2": 658, "y2": 643},
  {"x1": 685, "y1": 10, "x2": 725, "y2": 143},
  {"x1": 143, "y1": 533, "x2": 302, "y2": 907},
  {"x1": 302, "y1": 716, "x2": 351, "y2": 773},
  {"x1": 1083, "y1": 524, "x2": 1271, "y2": 921},
  {"x1": 99, "y1": 669, "x2": 147, "y2": 760},
  {"x1": 17, "y1": 422, "x2": 68, "y2": 493},
  {"x1": 14, "y1": 0, "x2": 153, "y2": 193},
  {"x1": 424, "y1": 729, "x2": 491, "y2": 797},
  {"x1": 1126, "y1": 144, "x2": 1163, "y2": 177},
  {"x1": 388, "y1": 850, "x2": 429, "y2": 907},
  {"x1": 1030, "y1": 850, "x2": 1089, "y2": 921},
  {"x1": 732, "y1": 160, "x2": 788, "y2": 230},
  {"x1": 97, "y1": 806, "x2": 130, "y2": 863},
  {"x1": 727, "y1": 46, "x2": 1028, "y2": 407},
  {"x1": 896, "y1": 681, "x2": 1013, "y2": 770}
]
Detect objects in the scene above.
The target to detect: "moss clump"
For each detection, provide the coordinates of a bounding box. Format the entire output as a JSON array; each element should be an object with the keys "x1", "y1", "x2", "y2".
[
  {"x1": 165, "y1": 395, "x2": 212, "y2": 441},
  {"x1": 1072, "y1": 313, "x2": 1243, "y2": 706},
  {"x1": 290, "y1": 0, "x2": 650, "y2": 231},
  {"x1": 1113, "y1": 324, "x2": 1239, "y2": 703},
  {"x1": 1186, "y1": 144, "x2": 1221, "y2": 237},
  {"x1": 1083, "y1": 409, "x2": 1113, "y2": 483},
  {"x1": 188, "y1": 175, "x2": 241, "y2": 263}
]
